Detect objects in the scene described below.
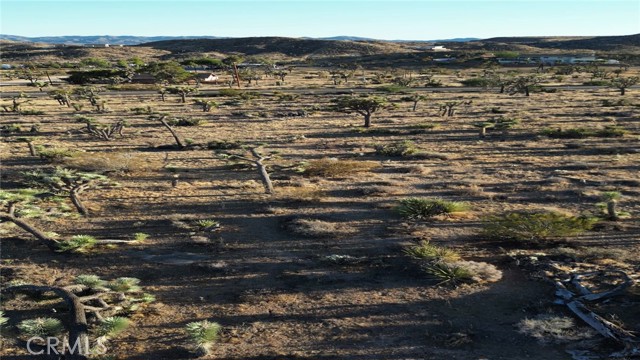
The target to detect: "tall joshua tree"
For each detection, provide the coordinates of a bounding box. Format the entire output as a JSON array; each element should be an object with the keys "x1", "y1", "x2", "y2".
[
  {"x1": 610, "y1": 76, "x2": 638, "y2": 96},
  {"x1": 333, "y1": 96, "x2": 388, "y2": 128}
]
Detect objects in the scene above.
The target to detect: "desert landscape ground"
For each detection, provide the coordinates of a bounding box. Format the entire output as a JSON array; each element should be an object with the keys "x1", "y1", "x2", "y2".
[{"x1": 1, "y1": 35, "x2": 639, "y2": 360}]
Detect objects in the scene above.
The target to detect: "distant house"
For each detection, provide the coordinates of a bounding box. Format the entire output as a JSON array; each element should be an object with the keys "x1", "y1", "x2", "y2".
[
  {"x1": 1, "y1": 64, "x2": 12, "y2": 70},
  {"x1": 424, "y1": 45, "x2": 450, "y2": 51},
  {"x1": 131, "y1": 73, "x2": 157, "y2": 84},
  {"x1": 197, "y1": 73, "x2": 219, "y2": 84}
]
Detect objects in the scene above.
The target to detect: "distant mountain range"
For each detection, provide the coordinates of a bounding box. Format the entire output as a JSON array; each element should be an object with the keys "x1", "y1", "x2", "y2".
[{"x1": 0, "y1": 34, "x2": 480, "y2": 45}]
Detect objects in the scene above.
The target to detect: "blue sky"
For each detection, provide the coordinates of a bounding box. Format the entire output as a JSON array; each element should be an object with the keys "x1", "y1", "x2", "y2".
[{"x1": 1, "y1": 1, "x2": 638, "y2": 40}]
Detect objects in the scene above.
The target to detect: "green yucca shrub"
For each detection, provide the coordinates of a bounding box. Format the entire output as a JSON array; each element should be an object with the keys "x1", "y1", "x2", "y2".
[
  {"x1": 397, "y1": 198, "x2": 469, "y2": 220},
  {"x1": 17, "y1": 318, "x2": 64, "y2": 337},
  {"x1": 482, "y1": 212, "x2": 596, "y2": 243},
  {"x1": 0, "y1": 311, "x2": 9, "y2": 328},
  {"x1": 107, "y1": 277, "x2": 142, "y2": 294},
  {"x1": 404, "y1": 241, "x2": 461, "y2": 262},
  {"x1": 185, "y1": 320, "x2": 222, "y2": 356},
  {"x1": 96, "y1": 317, "x2": 130, "y2": 338},
  {"x1": 423, "y1": 262, "x2": 473, "y2": 285},
  {"x1": 56, "y1": 235, "x2": 97, "y2": 253},
  {"x1": 75, "y1": 274, "x2": 107, "y2": 290}
]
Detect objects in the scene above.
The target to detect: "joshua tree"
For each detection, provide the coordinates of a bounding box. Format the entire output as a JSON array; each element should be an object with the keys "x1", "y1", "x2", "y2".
[
  {"x1": 2, "y1": 93, "x2": 31, "y2": 112},
  {"x1": 273, "y1": 70, "x2": 288, "y2": 84},
  {"x1": 439, "y1": 100, "x2": 472, "y2": 117},
  {"x1": 472, "y1": 117, "x2": 519, "y2": 138},
  {"x1": 0, "y1": 189, "x2": 64, "y2": 251},
  {"x1": 407, "y1": 93, "x2": 427, "y2": 111},
  {"x1": 217, "y1": 147, "x2": 275, "y2": 194},
  {"x1": 507, "y1": 75, "x2": 541, "y2": 97},
  {"x1": 74, "y1": 86, "x2": 104, "y2": 108},
  {"x1": 193, "y1": 99, "x2": 218, "y2": 112},
  {"x1": 149, "y1": 114, "x2": 187, "y2": 149},
  {"x1": 333, "y1": 96, "x2": 389, "y2": 128},
  {"x1": 158, "y1": 88, "x2": 167, "y2": 102},
  {"x1": 49, "y1": 88, "x2": 73, "y2": 107},
  {"x1": 166, "y1": 86, "x2": 198, "y2": 103},
  {"x1": 23, "y1": 167, "x2": 114, "y2": 216},
  {"x1": 2, "y1": 275, "x2": 153, "y2": 360},
  {"x1": 16, "y1": 136, "x2": 39, "y2": 156},
  {"x1": 75, "y1": 116, "x2": 125, "y2": 140},
  {"x1": 609, "y1": 76, "x2": 638, "y2": 95},
  {"x1": 0, "y1": 189, "x2": 135, "y2": 252}
]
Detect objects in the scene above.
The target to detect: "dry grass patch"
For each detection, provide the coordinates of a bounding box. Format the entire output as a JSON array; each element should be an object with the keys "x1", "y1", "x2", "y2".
[
  {"x1": 63, "y1": 151, "x2": 162, "y2": 174},
  {"x1": 286, "y1": 218, "x2": 356, "y2": 238},
  {"x1": 517, "y1": 314, "x2": 595, "y2": 343},
  {"x1": 301, "y1": 158, "x2": 379, "y2": 177},
  {"x1": 277, "y1": 185, "x2": 326, "y2": 202}
]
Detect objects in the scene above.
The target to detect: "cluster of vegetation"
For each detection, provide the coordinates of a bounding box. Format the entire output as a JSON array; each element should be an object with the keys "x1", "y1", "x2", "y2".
[
  {"x1": 396, "y1": 198, "x2": 470, "y2": 220},
  {"x1": 540, "y1": 125, "x2": 627, "y2": 138}
]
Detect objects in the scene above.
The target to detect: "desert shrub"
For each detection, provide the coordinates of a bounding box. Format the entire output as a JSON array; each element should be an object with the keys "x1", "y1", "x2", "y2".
[
  {"x1": 301, "y1": 158, "x2": 379, "y2": 177},
  {"x1": 63, "y1": 151, "x2": 160, "y2": 174},
  {"x1": 517, "y1": 314, "x2": 594, "y2": 343},
  {"x1": 541, "y1": 126, "x2": 627, "y2": 139},
  {"x1": 207, "y1": 140, "x2": 242, "y2": 150},
  {"x1": 19, "y1": 109, "x2": 45, "y2": 115},
  {"x1": 397, "y1": 198, "x2": 470, "y2": 220},
  {"x1": 168, "y1": 117, "x2": 205, "y2": 126},
  {"x1": 423, "y1": 262, "x2": 473, "y2": 285},
  {"x1": 130, "y1": 106, "x2": 154, "y2": 115},
  {"x1": 17, "y1": 318, "x2": 64, "y2": 337},
  {"x1": 218, "y1": 88, "x2": 244, "y2": 97},
  {"x1": 551, "y1": 247, "x2": 630, "y2": 262},
  {"x1": 1, "y1": 124, "x2": 22, "y2": 133},
  {"x1": 286, "y1": 218, "x2": 355, "y2": 238},
  {"x1": 36, "y1": 146, "x2": 79, "y2": 161},
  {"x1": 482, "y1": 212, "x2": 596, "y2": 243},
  {"x1": 460, "y1": 78, "x2": 493, "y2": 87},
  {"x1": 185, "y1": 320, "x2": 221, "y2": 357},
  {"x1": 378, "y1": 85, "x2": 410, "y2": 93},
  {"x1": 582, "y1": 80, "x2": 610, "y2": 86},
  {"x1": 601, "y1": 98, "x2": 632, "y2": 107},
  {"x1": 374, "y1": 140, "x2": 418, "y2": 157},
  {"x1": 56, "y1": 234, "x2": 97, "y2": 253},
  {"x1": 404, "y1": 240, "x2": 461, "y2": 262}
]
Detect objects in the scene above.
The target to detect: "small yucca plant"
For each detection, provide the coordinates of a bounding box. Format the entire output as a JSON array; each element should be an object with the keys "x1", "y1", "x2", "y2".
[
  {"x1": 56, "y1": 234, "x2": 97, "y2": 253},
  {"x1": 17, "y1": 317, "x2": 64, "y2": 337},
  {"x1": 404, "y1": 241, "x2": 461, "y2": 262},
  {"x1": 75, "y1": 274, "x2": 107, "y2": 290},
  {"x1": 397, "y1": 198, "x2": 469, "y2": 220},
  {"x1": 185, "y1": 320, "x2": 222, "y2": 356},
  {"x1": 133, "y1": 232, "x2": 150, "y2": 241},
  {"x1": 96, "y1": 316, "x2": 130, "y2": 338},
  {"x1": 194, "y1": 219, "x2": 220, "y2": 230},
  {"x1": 107, "y1": 277, "x2": 141, "y2": 293},
  {"x1": 423, "y1": 262, "x2": 473, "y2": 286},
  {"x1": 133, "y1": 293, "x2": 156, "y2": 303},
  {"x1": 0, "y1": 311, "x2": 9, "y2": 328}
]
